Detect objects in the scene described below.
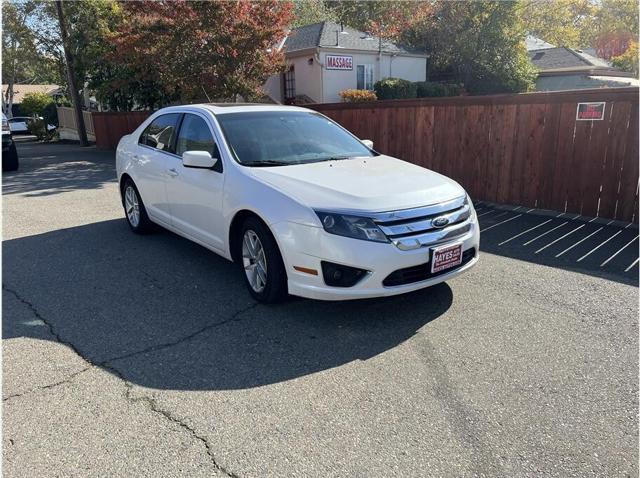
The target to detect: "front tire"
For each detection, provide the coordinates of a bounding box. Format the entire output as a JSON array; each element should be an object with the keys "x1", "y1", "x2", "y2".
[
  {"x1": 121, "y1": 179, "x2": 153, "y2": 234},
  {"x1": 239, "y1": 217, "x2": 288, "y2": 303}
]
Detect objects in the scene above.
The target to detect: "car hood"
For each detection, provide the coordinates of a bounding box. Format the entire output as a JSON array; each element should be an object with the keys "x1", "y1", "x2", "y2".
[{"x1": 249, "y1": 155, "x2": 466, "y2": 212}]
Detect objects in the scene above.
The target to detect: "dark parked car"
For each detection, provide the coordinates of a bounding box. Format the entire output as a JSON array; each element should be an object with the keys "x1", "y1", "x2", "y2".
[{"x1": 2, "y1": 113, "x2": 19, "y2": 171}]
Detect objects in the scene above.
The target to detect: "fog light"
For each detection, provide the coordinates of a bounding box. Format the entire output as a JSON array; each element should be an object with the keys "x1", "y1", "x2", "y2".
[{"x1": 321, "y1": 261, "x2": 368, "y2": 287}]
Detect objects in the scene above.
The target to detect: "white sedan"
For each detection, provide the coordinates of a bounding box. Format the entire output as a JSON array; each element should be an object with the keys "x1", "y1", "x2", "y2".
[
  {"x1": 8, "y1": 116, "x2": 56, "y2": 134},
  {"x1": 116, "y1": 104, "x2": 479, "y2": 302}
]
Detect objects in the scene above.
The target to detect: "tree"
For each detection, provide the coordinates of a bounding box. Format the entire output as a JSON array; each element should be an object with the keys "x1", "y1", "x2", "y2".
[
  {"x1": 520, "y1": 0, "x2": 595, "y2": 48},
  {"x1": 405, "y1": 1, "x2": 536, "y2": 94},
  {"x1": 105, "y1": 0, "x2": 293, "y2": 107},
  {"x1": 1, "y1": 1, "x2": 45, "y2": 117},
  {"x1": 27, "y1": 0, "x2": 123, "y2": 96},
  {"x1": 291, "y1": 0, "x2": 336, "y2": 28},
  {"x1": 611, "y1": 40, "x2": 639, "y2": 76},
  {"x1": 520, "y1": 0, "x2": 639, "y2": 56},
  {"x1": 55, "y1": 0, "x2": 88, "y2": 146},
  {"x1": 324, "y1": 1, "x2": 431, "y2": 40}
]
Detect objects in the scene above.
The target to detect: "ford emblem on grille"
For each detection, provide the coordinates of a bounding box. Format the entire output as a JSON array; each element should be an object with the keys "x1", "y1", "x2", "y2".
[{"x1": 432, "y1": 216, "x2": 450, "y2": 228}]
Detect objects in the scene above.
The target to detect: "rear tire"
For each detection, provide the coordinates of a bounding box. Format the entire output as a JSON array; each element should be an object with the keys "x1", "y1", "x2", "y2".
[
  {"x1": 239, "y1": 217, "x2": 288, "y2": 303},
  {"x1": 121, "y1": 179, "x2": 154, "y2": 234},
  {"x1": 3, "y1": 143, "x2": 19, "y2": 172}
]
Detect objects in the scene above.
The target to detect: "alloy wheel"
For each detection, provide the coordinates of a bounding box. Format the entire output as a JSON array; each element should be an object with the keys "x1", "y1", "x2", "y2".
[
  {"x1": 242, "y1": 229, "x2": 268, "y2": 293},
  {"x1": 124, "y1": 185, "x2": 140, "y2": 228}
]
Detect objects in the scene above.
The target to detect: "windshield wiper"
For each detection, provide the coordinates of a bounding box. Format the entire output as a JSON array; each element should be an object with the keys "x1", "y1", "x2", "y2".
[{"x1": 241, "y1": 160, "x2": 289, "y2": 167}]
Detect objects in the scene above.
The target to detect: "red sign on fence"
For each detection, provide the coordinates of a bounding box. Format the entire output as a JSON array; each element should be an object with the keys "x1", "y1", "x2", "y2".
[{"x1": 576, "y1": 102, "x2": 606, "y2": 120}]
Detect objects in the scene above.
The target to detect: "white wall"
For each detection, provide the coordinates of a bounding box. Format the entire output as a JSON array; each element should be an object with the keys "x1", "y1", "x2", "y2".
[
  {"x1": 380, "y1": 55, "x2": 427, "y2": 83},
  {"x1": 321, "y1": 50, "x2": 427, "y2": 103},
  {"x1": 262, "y1": 74, "x2": 282, "y2": 103},
  {"x1": 290, "y1": 54, "x2": 323, "y2": 102},
  {"x1": 321, "y1": 50, "x2": 379, "y2": 103},
  {"x1": 263, "y1": 49, "x2": 428, "y2": 104},
  {"x1": 262, "y1": 53, "x2": 323, "y2": 103}
]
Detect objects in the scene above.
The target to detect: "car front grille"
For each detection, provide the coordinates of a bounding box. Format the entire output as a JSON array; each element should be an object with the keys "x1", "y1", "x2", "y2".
[
  {"x1": 370, "y1": 196, "x2": 472, "y2": 251},
  {"x1": 382, "y1": 248, "x2": 476, "y2": 287}
]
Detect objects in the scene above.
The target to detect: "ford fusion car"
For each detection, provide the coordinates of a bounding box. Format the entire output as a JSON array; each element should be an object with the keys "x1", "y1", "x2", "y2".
[{"x1": 116, "y1": 104, "x2": 479, "y2": 303}]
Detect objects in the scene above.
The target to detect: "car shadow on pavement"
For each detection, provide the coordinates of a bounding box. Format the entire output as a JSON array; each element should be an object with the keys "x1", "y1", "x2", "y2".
[
  {"x1": 3, "y1": 140, "x2": 116, "y2": 197},
  {"x1": 3, "y1": 218, "x2": 453, "y2": 391}
]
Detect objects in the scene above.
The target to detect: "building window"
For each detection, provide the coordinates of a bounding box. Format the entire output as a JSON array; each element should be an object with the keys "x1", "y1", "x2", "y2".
[
  {"x1": 284, "y1": 66, "x2": 296, "y2": 101},
  {"x1": 357, "y1": 64, "x2": 374, "y2": 90}
]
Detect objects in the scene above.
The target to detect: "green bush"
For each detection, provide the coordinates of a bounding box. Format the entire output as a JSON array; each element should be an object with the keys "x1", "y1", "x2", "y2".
[
  {"x1": 21, "y1": 92, "x2": 55, "y2": 117},
  {"x1": 42, "y1": 101, "x2": 59, "y2": 127},
  {"x1": 373, "y1": 78, "x2": 417, "y2": 100},
  {"x1": 415, "y1": 82, "x2": 462, "y2": 98},
  {"x1": 27, "y1": 117, "x2": 56, "y2": 141}
]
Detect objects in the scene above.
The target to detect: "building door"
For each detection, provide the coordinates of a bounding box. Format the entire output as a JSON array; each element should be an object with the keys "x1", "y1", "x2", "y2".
[{"x1": 283, "y1": 66, "x2": 296, "y2": 104}]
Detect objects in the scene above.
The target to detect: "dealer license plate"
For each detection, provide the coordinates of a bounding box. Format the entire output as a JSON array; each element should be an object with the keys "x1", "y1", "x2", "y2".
[{"x1": 431, "y1": 243, "x2": 463, "y2": 274}]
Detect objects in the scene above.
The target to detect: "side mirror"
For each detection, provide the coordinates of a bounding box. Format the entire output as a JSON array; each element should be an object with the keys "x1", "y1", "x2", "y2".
[
  {"x1": 182, "y1": 150, "x2": 218, "y2": 169},
  {"x1": 361, "y1": 139, "x2": 374, "y2": 149}
]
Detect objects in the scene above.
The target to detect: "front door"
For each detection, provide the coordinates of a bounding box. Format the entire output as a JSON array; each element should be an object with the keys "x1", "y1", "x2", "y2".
[
  {"x1": 134, "y1": 113, "x2": 181, "y2": 225},
  {"x1": 165, "y1": 113, "x2": 225, "y2": 250}
]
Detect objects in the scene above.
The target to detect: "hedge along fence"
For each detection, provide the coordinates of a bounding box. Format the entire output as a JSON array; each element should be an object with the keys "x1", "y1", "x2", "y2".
[{"x1": 310, "y1": 87, "x2": 639, "y2": 223}]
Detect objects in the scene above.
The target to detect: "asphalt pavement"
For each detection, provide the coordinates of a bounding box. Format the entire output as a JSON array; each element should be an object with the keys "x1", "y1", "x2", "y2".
[{"x1": 3, "y1": 139, "x2": 638, "y2": 477}]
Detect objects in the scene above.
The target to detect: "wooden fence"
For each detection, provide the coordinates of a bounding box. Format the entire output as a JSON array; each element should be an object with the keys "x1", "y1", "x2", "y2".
[
  {"x1": 92, "y1": 111, "x2": 152, "y2": 149},
  {"x1": 56, "y1": 106, "x2": 95, "y2": 137},
  {"x1": 310, "y1": 87, "x2": 639, "y2": 223}
]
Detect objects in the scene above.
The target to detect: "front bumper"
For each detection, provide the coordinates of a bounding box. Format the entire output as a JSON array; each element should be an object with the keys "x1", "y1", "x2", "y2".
[{"x1": 271, "y1": 216, "x2": 480, "y2": 301}]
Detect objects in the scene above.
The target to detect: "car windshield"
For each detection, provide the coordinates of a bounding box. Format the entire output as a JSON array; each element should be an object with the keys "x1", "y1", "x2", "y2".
[{"x1": 216, "y1": 111, "x2": 376, "y2": 166}]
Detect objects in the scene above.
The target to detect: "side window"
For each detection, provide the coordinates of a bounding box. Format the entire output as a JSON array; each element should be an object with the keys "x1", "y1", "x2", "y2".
[
  {"x1": 139, "y1": 113, "x2": 181, "y2": 153},
  {"x1": 175, "y1": 114, "x2": 219, "y2": 159}
]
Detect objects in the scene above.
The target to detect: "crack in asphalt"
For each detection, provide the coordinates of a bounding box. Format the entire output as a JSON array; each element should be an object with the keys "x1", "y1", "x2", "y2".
[
  {"x1": 3, "y1": 284, "x2": 258, "y2": 477},
  {"x1": 102, "y1": 301, "x2": 260, "y2": 366},
  {"x1": 123, "y1": 383, "x2": 240, "y2": 478},
  {"x1": 3, "y1": 366, "x2": 93, "y2": 403}
]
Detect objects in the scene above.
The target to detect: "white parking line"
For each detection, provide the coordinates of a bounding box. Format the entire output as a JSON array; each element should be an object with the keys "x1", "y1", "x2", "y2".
[
  {"x1": 522, "y1": 222, "x2": 568, "y2": 246},
  {"x1": 477, "y1": 209, "x2": 497, "y2": 218},
  {"x1": 625, "y1": 258, "x2": 639, "y2": 272},
  {"x1": 492, "y1": 211, "x2": 511, "y2": 219},
  {"x1": 576, "y1": 230, "x2": 622, "y2": 262},
  {"x1": 555, "y1": 227, "x2": 603, "y2": 257},
  {"x1": 498, "y1": 219, "x2": 553, "y2": 246},
  {"x1": 481, "y1": 214, "x2": 523, "y2": 232},
  {"x1": 535, "y1": 224, "x2": 585, "y2": 254},
  {"x1": 600, "y1": 235, "x2": 639, "y2": 267}
]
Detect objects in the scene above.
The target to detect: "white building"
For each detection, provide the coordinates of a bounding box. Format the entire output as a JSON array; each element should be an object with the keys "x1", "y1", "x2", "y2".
[{"x1": 263, "y1": 21, "x2": 429, "y2": 104}]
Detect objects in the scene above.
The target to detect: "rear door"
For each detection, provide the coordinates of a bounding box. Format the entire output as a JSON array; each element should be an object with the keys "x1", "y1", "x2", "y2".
[
  {"x1": 134, "y1": 113, "x2": 181, "y2": 225},
  {"x1": 164, "y1": 112, "x2": 225, "y2": 250}
]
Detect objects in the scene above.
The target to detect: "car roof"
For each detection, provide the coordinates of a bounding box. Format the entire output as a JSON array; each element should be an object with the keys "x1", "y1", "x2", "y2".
[{"x1": 156, "y1": 103, "x2": 314, "y2": 116}]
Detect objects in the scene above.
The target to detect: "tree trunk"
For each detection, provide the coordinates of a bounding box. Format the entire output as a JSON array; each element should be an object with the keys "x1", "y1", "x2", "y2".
[
  {"x1": 55, "y1": 0, "x2": 88, "y2": 146},
  {"x1": 4, "y1": 39, "x2": 17, "y2": 118}
]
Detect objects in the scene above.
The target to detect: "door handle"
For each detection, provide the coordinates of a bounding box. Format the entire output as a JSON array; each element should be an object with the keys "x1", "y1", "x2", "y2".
[{"x1": 167, "y1": 168, "x2": 179, "y2": 177}]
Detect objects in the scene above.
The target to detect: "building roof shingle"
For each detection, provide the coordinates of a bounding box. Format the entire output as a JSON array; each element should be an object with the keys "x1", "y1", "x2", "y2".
[
  {"x1": 2, "y1": 84, "x2": 62, "y2": 104},
  {"x1": 284, "y1": 21, "x2": 426, "y2": 56},
  {"x1": 529, "y1": 47, "x2": 611, "y2": 71}
]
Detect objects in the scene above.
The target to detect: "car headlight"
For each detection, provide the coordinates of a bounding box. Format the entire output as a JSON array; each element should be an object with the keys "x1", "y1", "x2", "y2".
[
  {"x1": 315, "y1": 211, "x2": 388, "y2": 243},
  {"x1": 464, "y1": 194, "x2": 476, "y2": 218}
]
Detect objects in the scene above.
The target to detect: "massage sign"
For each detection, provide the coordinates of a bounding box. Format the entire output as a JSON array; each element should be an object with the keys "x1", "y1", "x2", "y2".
[{"x1": 326, "y1": 55, "x2": 353, "y2": 70}]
